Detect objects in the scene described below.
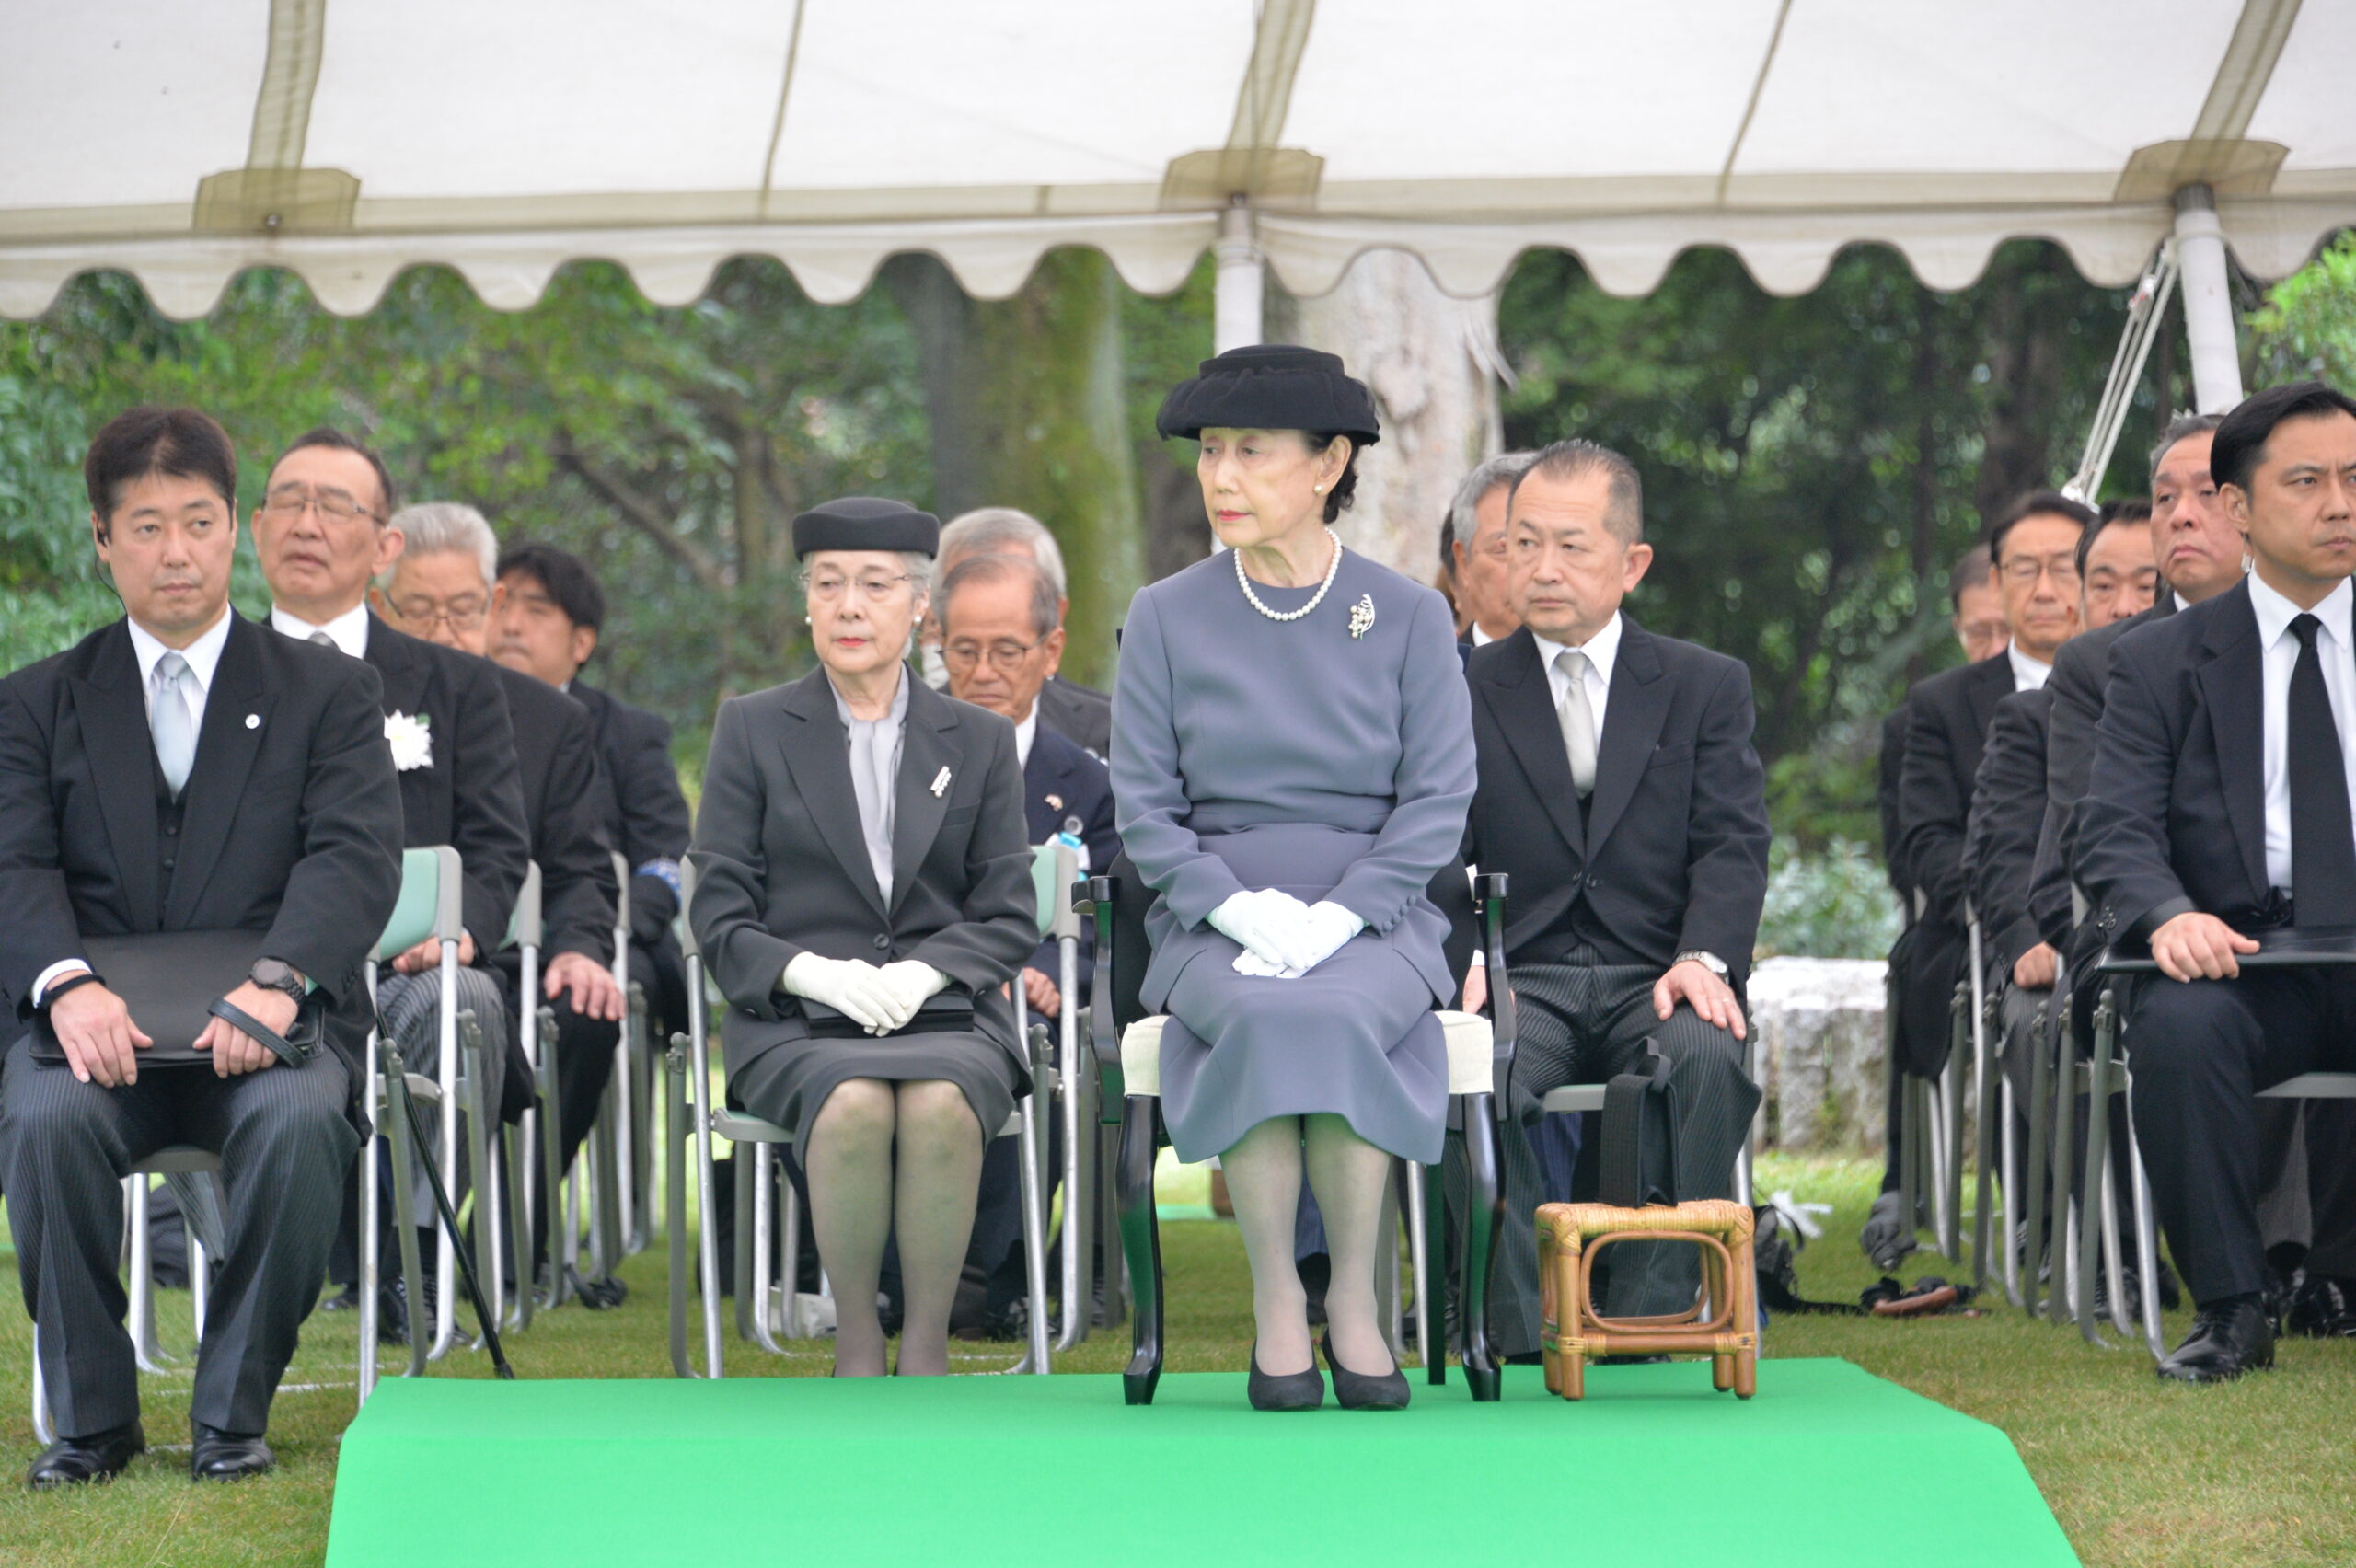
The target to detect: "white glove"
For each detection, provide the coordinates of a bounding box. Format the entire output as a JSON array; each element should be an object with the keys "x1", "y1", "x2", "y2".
[
  {"x1": 1277, "y1": 900, "x2": 1365, "y2": 974},
  {"x1": 874, "y1": 960, "x2": 951, "y2": 1032},
  {"x1": 781, "y1": 953, "x2": 899, "y2": 1034},
  {"x1": 1231, "y1": 947, "x2": 1298, "y2": 979},
  {"x1": 1207, "y1": 889, "x2": 1313, "y2": 969}
]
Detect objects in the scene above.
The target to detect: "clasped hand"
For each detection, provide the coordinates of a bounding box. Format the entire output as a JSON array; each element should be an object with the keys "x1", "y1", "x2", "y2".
[
  {"x1": 782, "y1": 952, "x2": 948, "y2": 1035},
  {"x1": 1210, "y1": 890, "x2": 1365, "y2": 979},
  {"x1": 49, "y1": 977, "x2": 297, "y2": 1086}
]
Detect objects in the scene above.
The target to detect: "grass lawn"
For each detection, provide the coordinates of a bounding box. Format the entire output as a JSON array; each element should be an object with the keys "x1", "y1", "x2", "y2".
[{"x1": 0, "y1": 1152, "x2": 2349, "y2": 1567}]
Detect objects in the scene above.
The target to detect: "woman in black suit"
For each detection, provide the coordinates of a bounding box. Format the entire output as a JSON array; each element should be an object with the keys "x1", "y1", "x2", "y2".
[{"x1": 689, "y1": 498, "x2": 1037, "y2": 1376}]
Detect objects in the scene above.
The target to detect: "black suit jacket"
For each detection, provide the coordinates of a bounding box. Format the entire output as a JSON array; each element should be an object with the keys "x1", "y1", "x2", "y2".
[
  {"x1": 1463, "y1": 622, "x2": 1769, "y2": 984},
  {"x1": 360, "y1": 614, "x2": 530, "y2": 951},
  {"x1": 1962, "y1": 687, "x2": 2053, "y2": 974},
  {"x1": 1023, "y1": 721, "x2": 1117, "y2": 876},
  {"x1": 492, "y1": 664, "x2": 618, "y2": 962},
  {"x1": 1897, "y1": 651, "x2": 2017, "y2": 926},
  {"x1": 571, "y1": 679, "x2": 690, "y2": 948},
  {"x1": 2081, "y1": 581, "x2": 2291, "y2": 941},
  {"x1": 688, "y1": 668, "x2": 1040, "y2": 1079},
  {"x1": 1035, "y1": 674, "x2": 1111, "y2": 758},
  {"x1": 0, "y1": 614, "x2": 402, "y2": 1066}
]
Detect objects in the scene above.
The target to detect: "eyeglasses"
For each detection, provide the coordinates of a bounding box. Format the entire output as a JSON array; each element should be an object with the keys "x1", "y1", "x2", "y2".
[
  {"x1": 942, "y1": 638, "x2": 1044, "y2": 673},
  {"x1": 390, "y1": 595, "x2": 489, "y2": 632},
  {"x1": 1999, "y1": 557, "x2": 2082, "y2": 589},
  {"x1": 801, "y1": 571, "x2": 921, "y2": 603},
  {"x1": 260, "y1": 486, "x2": 378, "y2": 525}
]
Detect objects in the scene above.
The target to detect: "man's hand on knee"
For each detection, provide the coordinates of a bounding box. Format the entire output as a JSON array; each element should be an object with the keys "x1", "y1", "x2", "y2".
[
  {"x1": 47, "y1": 981, "x2": 153, "y2": 1087},
  {"x1": 2012, "y1": 941, "x2": 2059, "y2": 991},
  {"x1": 2149, "y1": 912, "x2": 2258, "y2": 983},
  {"x1": 1655, "y1": 960, "x2": 1745, "y2": 1041},
  {"x1": 195, "y1": 983, "x2": 297, "y2": 1078},
  {"x1": 546, "y1": 951, "x2": 626, "y2": 1022}
]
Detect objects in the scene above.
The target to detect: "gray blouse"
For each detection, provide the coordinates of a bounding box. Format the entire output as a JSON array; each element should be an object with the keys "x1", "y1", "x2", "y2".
[{"x1": 831, "y1": 670, "x2": 910, "y2": 904}]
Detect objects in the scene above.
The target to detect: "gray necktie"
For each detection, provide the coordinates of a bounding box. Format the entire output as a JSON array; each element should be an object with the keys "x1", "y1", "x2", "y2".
[
  {"x1": 1555, "y1": 647, "x2": 1597, "y2": 797},
  {"x1": 309, "y1": 630, "x2": 336, "y2": 649},
  {"x1": 847, "y1": 715, "x2": 900, "y2": 904},
  {"x1": 153, "y1": 651, "x2": 195, "y2": 799}
]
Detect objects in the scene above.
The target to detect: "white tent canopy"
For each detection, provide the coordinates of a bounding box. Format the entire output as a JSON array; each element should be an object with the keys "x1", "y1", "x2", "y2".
[{"x1": 3, "y1": 0, "x2": 2350, "y2": 322}]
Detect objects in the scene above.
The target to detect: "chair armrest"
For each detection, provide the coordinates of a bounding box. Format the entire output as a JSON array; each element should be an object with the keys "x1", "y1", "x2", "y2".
[{"x1": 1082, "y1": 874, "x2": 1126, "y2": 1102}]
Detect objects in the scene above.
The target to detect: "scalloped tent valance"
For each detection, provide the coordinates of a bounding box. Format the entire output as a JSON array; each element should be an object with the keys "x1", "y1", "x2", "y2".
[{"x1": 3, "y1": 0, "x2": 2350, "y2": 320}]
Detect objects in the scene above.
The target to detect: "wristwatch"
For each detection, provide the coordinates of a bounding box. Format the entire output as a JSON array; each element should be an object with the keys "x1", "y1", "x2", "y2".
[
  {"x1": 249, "y1": 958, "x2": 308, "y2": 1005},
  {"x1": 1672, "y1": 950, "x2": 1729, "y2": 978}
]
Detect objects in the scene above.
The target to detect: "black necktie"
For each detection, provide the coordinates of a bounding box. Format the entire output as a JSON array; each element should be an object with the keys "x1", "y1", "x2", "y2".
[{"x1": 2287, "y1": 613, "x2": 2356, "y2": 926}]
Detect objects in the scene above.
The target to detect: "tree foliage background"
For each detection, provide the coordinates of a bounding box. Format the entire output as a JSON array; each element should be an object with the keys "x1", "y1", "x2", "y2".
[{"x1": 4, "y1": 231, "x2": 2347, "y2": 859}]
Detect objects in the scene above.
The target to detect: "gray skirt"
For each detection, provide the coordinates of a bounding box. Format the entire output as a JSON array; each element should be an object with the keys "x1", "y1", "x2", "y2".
[{"x1": 729, "y1": 1028, "x2": 1022, "y2": 1154}]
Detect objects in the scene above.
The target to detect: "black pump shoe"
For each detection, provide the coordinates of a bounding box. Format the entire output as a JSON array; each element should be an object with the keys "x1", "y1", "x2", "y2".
[
  {"x1": 1247, "y1": 1343, "x2": 1324, "y2": 1411},
  {"x1": 1321, "y1": 1333, "x2": 1410, "y2": 1411}
]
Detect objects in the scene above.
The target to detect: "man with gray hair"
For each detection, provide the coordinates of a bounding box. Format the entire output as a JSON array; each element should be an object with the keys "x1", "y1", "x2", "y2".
[
  {"x1": 1445, "y1": 451, "x2": 1538, "y2": 648},
  {"x1": 374, "y1": 502, "x2": 627, "y2": 1297},
  {"x1": 923, "y1": 507, "x2": 1111, "y2": 757}
]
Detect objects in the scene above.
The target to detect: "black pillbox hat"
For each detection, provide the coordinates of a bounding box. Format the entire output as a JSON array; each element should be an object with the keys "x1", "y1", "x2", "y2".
[
  {"x1": 1154, "y1": 343, "x2": 1380, "y2": 446},
  {"x1": 791, "y1": 496, "x2": 941, "y2": 559}
]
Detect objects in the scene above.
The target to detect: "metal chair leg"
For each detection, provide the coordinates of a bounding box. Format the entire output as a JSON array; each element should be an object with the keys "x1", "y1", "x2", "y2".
[
  {"x1": 665, "y1": 1034, "x2": 696, "y2": 1377},
  {"x1": 1938, "y1": 984, "x2": 1967, "y2": 1260},
  {"x1": 189, "y1": 1223, "x2": 209, "y2": 1344},
  {"x1": 30, "y1": 1324, "x2": 54, "y2": 1446},
  {"x1": 1999, "y1": 1076, "x2": 2024, "y2": 1308},
  {"x1": 1404, "y1": 1159, "x2": 1432, "y2": 1373},
  {"x1": 2078, "y1": 989, "x2": 2118, "y2": 1345},
  {"x1": 2049, "y1": 1014, "x2": 2081, "y2": 1326},
  {"x1": 2024, "y1": 1008, "x2": 2054, "y2": 1319},
  {"x1": 1972, "y1": 990, "x2": 1999, "y2": 1292},
  {"x1": 537, "y1": 1005, "x2": 568, "y2": 1311},
  {"x1": 2125, "y1": 1064, "x2": 2167, "y2": 1361},
  {"x1": 383, "y1": 1049, "x2": 431, "y2": 1378},
  {"x1": 1117, "y1": 1097, "x2": 1163, "y2": 1406},
  {"x1": 1018, "y1": 1089, "x2": 1052, "y2": 1375},
  {"x1": 748, "y1": 1143, "x2": 789, "y2": 1354},
  {"x1": 127, "y1": 1177, "x2": 166, "y2": 1372}
]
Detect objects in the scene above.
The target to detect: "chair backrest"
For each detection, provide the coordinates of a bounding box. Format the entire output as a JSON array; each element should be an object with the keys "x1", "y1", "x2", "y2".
[
  {"x1": 1029, "y1": 842, "x2": 1080, "y2": 941},
  {"x1": 503, "y1": 860, "x2": 544, "y2": 952},
  {"x1": 373, "y1": 845, "x2": 463, "y2": 962}
]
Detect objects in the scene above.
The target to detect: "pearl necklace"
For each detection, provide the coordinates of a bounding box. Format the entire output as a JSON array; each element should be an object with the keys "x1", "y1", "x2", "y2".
[{"x1": 1235, "y1": 527, "x2": 1344, "y2": 623}]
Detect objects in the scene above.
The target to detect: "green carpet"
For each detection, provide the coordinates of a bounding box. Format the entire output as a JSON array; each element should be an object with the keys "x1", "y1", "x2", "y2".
[{"x1": 325, "y1": 1358, "x2": 2075, "y2": 1566}]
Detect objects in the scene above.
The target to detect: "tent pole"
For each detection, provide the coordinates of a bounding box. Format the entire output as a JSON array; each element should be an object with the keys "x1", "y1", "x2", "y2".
[
  {"x1": 1213, "y1": 197, "x2": 1264, "y2": 352},
  {"x1": 2172, "y1": 184, "x2": 2243, "y2": 413}
]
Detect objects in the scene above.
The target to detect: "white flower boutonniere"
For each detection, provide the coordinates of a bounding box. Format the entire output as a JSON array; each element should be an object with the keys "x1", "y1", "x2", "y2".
[{"x1": 385, "y1": 710, "x2": 433, "y2": 772}]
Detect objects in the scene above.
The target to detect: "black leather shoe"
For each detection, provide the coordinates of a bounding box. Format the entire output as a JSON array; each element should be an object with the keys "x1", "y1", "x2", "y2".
[
  {"x1": 190, "y1": 1424, "x2": 275, "y2": 1482},
  {"x1": 1246, "y1": 1343, "x2": 1324, "y2": 1411},
  {"x1": 2155, "y1": 1298, "x2": 2275, "y2": 1384},
  {"x1": 26, "y1": 1422, "x2": 144, "y2": 1489},
  {"x1": 2287, "y1": 1275, "x2": 2356, "y2": 1338},
  {"x1": 1320, "y1": 1333, "x2": 1409, "y2": 1411}
]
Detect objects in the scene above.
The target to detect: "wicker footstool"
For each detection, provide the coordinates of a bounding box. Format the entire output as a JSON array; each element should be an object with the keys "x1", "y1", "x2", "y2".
[{"x1": 1537, "y1": 1199, "x2": 1758, "y2": 1401}]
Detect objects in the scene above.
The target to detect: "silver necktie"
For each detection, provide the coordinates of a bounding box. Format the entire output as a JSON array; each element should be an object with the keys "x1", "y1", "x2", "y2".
[
  {"x1": 153, "y1": 651, "x2": 195, "y2": 799},
  {"x1": 1555, "y1": 647, "x2": 1597, "y2": 797},
  {"x1": 309, "y1": 630, "x2": 336, "y2": 649}
]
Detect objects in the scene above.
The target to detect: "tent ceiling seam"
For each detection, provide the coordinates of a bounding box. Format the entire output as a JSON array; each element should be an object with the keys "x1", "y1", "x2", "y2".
[
  {"x1": 2191, "y1": 0, "x2": 2301, "y2": 145},
  {"x1": 246, "y1": 0, "x2": 328, "y2": 170},
  {"x1": 1715, "y1": 0, "x2": 1794, "y2": 207},
  {"x1": 758, "y1": 0, "x2": 810, "y2": 223}
]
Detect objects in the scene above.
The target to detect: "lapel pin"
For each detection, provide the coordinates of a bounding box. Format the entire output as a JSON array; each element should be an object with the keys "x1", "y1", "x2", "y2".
[
  {"x1": 930, "y1": 766, "x2": 952, "y2": 798},
  {"x1": 1349, "y1": 594, "x2": 1376, "y2": 639},
  {"x1": 1045, "y1": 792, "x2": 1064, "y2": 812},
  {"x1": 244, "y1": 714, "x2": 260, "y2": 730}
]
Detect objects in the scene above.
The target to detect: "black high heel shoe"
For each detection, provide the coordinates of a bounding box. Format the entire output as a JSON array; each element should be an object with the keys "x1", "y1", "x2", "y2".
[
  {"x1": 1321, "y1": 1333, "x2": 1410, "y2": 1411},
  {"x1": 1247, "y1": 1343, "x2": 1325, "y2": 1411}
]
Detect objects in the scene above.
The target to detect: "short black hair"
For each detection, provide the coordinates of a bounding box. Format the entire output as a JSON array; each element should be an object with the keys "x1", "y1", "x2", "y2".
[
  {"x1": 2211, "y1": 380, "x2": 2356, "y2": 496},
  {"x1": 1507, "y1": 439, "x2": 1645, "y2": 542},
  {"x1": 271, "y1": 426, "x2": 396, "y2": 519},
  {"x1": 1986, "y1": 490, "x2": 2095, "y2": 567},
  {"x1": 496, "y1": 541, "x2": 606, "y2": 632},
  {"x1": 1303, "y1": 432, "x2": 1363, "y2": 525},
  {"x1": 84, "y1": 406, "x2": 237, "y2": 524},
  {"x1": 2148, "y1": 410, "x2": 2223, "y2": 477},
  {"x1": 2079, "y1": 497, "x2": 2153, "y2": 578},
  {"x1": 1947, "y1": 544, "x2": 1992, "y2": 617}
]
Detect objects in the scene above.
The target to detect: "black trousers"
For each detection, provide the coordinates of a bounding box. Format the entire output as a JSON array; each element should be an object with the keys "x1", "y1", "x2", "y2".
[
  {"x1": 486, "y1": 949, "x2": 621, "y2": 1264},
  {"x1": 2127, "y1": 969, "x2": 2356, "y2": 1304},
  {"x1": 1484, "y1": 961, "x2": 1760, "y2": 1355},
  {"x1": 2, "y1": 1044, "x2": 356, "y2": 1438}
]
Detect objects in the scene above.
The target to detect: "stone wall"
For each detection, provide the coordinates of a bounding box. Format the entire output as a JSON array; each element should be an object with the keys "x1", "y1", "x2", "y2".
[{"x1": 1748, "y1": 956, "x2": 1889, "y2": 1155}]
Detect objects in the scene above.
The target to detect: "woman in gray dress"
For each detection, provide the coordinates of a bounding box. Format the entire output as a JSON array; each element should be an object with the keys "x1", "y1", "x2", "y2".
[
  {"x1": 690, "y1": 498, "x2": 1038, "y2": 1377},
  {"x1": 1113, "y1": 346, "x2": 1476, "y2": 1410}
]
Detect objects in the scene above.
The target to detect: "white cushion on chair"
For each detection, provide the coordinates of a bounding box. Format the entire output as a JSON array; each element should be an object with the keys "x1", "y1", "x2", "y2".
[
  {"x1": 1121, "y1": 1017, "x2": 1167, "y2": 1098},
  {"x1": 1122, "y1": 1011, "x2": 1491, "y2": 1098},
  {"x1": 1438, "y1": 1010, "x2": 1493, "y2": 1094}
]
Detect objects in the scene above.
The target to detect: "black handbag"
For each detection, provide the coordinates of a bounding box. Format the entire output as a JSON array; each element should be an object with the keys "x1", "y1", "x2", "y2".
[
  {"x1": 31, "y1": 931, "x2": 322, "y2": 1068},
  {"x1": 1597, "y1": 1039, "x2": 1681, "y2": 1209},
  {"x1": 798, "y1": 990, "x2": 977, "y2": 1040}
]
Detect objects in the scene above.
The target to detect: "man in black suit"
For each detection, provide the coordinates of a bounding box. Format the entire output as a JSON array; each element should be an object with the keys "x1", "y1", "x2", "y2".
[
  {"x1": 376, "y1": 506, "x2": 624, "y2": 1276},
  {"x1": 926, "y1": 508, "x2": 1111, "y2": 757},
  {"x1": 1448, "y1": 452, "x2": 1537, "y2": 649},
  {"x1": 1461, "y1": 440, "x2": 1770, "y2": 1351},
  {"x1": 1867, "y1": 493, "x2": 2091, "y2": 1262},
  {"x1": 0, "y1": 408, "x2": 401, "y2": 1485},
  {"x1": 938, "y1": 550, "x2": 1117, "y2": 1329},
  {"x1": 254, "y1": 430, "x2": 530, "y2": 1327},
  {"x1": 494, "y1": 542, "x2": 693, "y2": 1043},
  {"x1": 2080, "y1": 381, "x2": 2356, "y2": 1380}
]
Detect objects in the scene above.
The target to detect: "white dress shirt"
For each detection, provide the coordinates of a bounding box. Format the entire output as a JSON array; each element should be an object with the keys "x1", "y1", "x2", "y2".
[
  {"x1": 1470, "y1": 623, "x2": 1497, "y2": 648},
  {"x1": 2006, "y1": 640, "x2": 2052, "y2": 693},
  {"x1": 2247, "y1": 572, "x2": 2356, "y2": 891},
  {"x1": 33, "y1": 608, "x2": 236, "y2": 1005},
  {"x1": 1530, "y1": 611, "x2": 1623, "y2": 743},
  {"x1": 270, "y1": 601, "x2": 371, "y2": 658},
  {"x1": 1013, "y1": 707, "x2": 1038, "y2": 771}
]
